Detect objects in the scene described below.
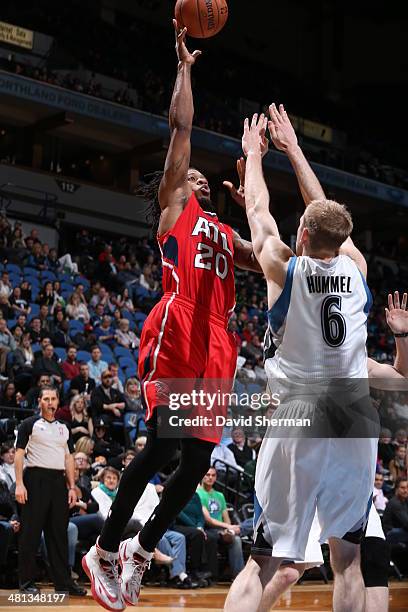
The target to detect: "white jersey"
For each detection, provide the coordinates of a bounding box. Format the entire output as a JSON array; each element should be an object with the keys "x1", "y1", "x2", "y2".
[{"x1": 266, "y1": 255, "x2": 372, "y2": 380}]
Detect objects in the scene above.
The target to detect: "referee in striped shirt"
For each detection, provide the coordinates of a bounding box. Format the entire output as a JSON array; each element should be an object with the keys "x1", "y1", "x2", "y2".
[{"x1": 14, "y1": 385, "x2": 86, "y2": 596}]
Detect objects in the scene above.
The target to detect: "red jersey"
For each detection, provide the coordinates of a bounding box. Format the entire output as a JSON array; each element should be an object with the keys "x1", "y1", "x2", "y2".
[{"x1": 158, "y1": 193, "x2": 236, "y2": 318}]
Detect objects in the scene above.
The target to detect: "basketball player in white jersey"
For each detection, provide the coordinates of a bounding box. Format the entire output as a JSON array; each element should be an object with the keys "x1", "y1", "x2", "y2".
[
  {"x1": 249, "y1": 290, "x2": 408, "y2": 612},
  {"x1": 224, "y1": 112, "x2": 378, "y2": 612}
]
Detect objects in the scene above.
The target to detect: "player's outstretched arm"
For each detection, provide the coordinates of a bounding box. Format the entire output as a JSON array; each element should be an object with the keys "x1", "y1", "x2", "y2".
[
  {"x1": 268, "y1": 103, "x2": 325, "y2": 205},
  {"x1": 158, "y1": 21, "x2": 201, "y2": 226},
  {"x1": 368, "y1": 292, "x2": 408, "y2": 385},
  {"x1": 222, "y1": 157, "x2": 263, "y2": 273},
  {"x1": 242, "y1": 114, "x2": 293, "y2": 287},
  {"x1": 268, "y1": 102, "x2": 367, "y2": 277}
]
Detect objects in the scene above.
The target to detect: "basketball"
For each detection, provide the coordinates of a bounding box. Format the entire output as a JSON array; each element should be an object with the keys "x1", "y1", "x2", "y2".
[{"x1": 175, "y1": 0, "x2": 229, "y2": 39}]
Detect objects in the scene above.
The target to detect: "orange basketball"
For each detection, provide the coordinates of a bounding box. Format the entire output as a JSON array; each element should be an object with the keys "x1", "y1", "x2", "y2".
[{"x1": 175, "y1": 0, "x2": 229, "y2": 39}]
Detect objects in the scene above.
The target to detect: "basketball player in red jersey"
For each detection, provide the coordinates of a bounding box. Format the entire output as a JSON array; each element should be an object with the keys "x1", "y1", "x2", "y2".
[{"x1": 82, "y1": 21, "x2": 264, "y2": 610}]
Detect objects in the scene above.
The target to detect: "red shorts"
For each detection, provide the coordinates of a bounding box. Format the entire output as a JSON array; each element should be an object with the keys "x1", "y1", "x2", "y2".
[{"x1": 138, "y1": 293, "x2": 238, "y2": 443}]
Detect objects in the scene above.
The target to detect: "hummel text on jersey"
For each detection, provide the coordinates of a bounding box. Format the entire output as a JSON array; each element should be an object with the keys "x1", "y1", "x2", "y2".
[{"x1": 306, "y1": 275, "x2": 352, "y2": 294}]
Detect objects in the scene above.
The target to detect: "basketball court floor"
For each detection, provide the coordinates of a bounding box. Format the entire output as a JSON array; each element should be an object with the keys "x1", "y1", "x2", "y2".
[{"x1": 1, "y1": 583, "x2": 408, "y2": 611}]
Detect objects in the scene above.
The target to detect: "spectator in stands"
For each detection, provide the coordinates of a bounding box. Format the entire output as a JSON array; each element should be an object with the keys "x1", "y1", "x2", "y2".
[
  {"x1": 134, "y1": 435, "x2": 147, "y2": 454},
  {"x1": 9, "y1": 287, "x2": 31, "y2": 316},
  {"x1": 62, "y1": 346, "x2": 80, "y2": 380},
  {"x1": 27, "y1": 243, "x2": 47, "y2": 270},
  {"x1": 0, "y1": 382, "x2": 18, "y2": 412},
  {"x1": 90, "y1": 303, "x2": 105, "y2": 328},
  {"x1": 33, "y1": 343, "x2": 64, "y2": 385},
  {"x1": 115, "y1": 319, "x2": 140, "y2": 351},
  {"x1": 0, "y1": 442, "x2": 16, "y2": 489},
  {"x1": 90, "y1": 287, "x2": 113, "y2": 312},
  {"x1": 37, "y1": 282, "x2": 58, "y2": 310},
  {"x1": 19, "y1": 281, "x2": 32, "y2": 304},
  {"x1": 9, "y1": 226, "x2": 25, "y2": 249},
  {"x1": 74, "y1": 451, "x2": 93, "y2": 492},
  {"x1": 389, "y1": 445, "x2": 407, "y2": 482},
  {"x1": 115, "y1": 287, "x2": 134, "y2": 312},
  {"x1": 93, "y1": 315, "x2": 115, "y2": 347},
  {"x1": 52, "y1": 250, "x2": 79, "y2": 276},
  {"x1": 25, "y1": 374, "x2": 51, "y2": 411},
  {"x1": 92, "y1": 418, "x2": 122, "y2": 460},
  {"x1": 87, "y1": 345, "x2": 108, "y2": 384},
  {"x1": 227, "y1": 427, "x2": 256, "y2": 469},
  {"x1": 123, "y1": 378, "x2": 145, "y2": 441},
  {"x1": 0, "y1": 272, "x2": 12, "y2": 299},
  {"x1": 0, "y1": 480, "x2": 20, "y2": 582},
  {"x1": 393, "y1": 429, "x2": 408, "y2": 447},
  {"x1": 74, "y1": 436, "x2": 95, "y2": 462},
  {"x1": 383, "y1": 478, "x2": 408, "y2": 544},
  {"x1": 70, "y1": 395, "x2": 93, "y2": 443},
  {"x1": 0, "y1": 318, "x2": 16, "y2": 378},
  {"x1": 174, "y1": 491, "x2": 217, "y2": 585},
  {"x1": 12, "y1": 333, "x2": 34, "y2": 380},
  {"x1": 0, "y1": 295, "x2": 14, "y2": 320},
  {"x1": 52, "y1": 318, "x2": 71, "y2": 349},
  {"x1": 109, "y1": 363, "x2": 124, "y2": 393},
  {"x1": 38, "y1": 305, "x2": 51, "y2": 334},
  {"x1": 33, "y1": 336, "x2": 53, "y2": 359},
  {"x1": 198, "y1": 467, "x2": 244, "y2": 578},
  {"x1": 66, "y1": 294, "x2": 90, "y2": 324},
  {"x1": 373, "y1": 473, "x2": 388, "y2": 512},
  {"x1": 69, "y1": 465, "x2": 103, "y2": 544},
  {"x1": 28, "y1": 318, "x2": 43, "y2": 344},
  {"x1": 14, "y1": 314, "x2": 28, "y2": 332},
  {"x1": 90, "y1": 369, "x2": 125, "y2": 424},
  {"x1": 70, "y1": 362, "x2": 96, "y2": 398}
]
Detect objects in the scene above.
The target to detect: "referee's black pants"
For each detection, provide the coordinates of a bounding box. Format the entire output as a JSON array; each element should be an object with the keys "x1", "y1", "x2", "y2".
[{"x1": 19, "y1": 468, "x2": 71, "y2": 589}]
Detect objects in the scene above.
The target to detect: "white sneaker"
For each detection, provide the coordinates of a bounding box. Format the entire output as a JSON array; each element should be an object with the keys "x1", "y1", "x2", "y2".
[
  {"x1": 118, "y1": 537, "x2": 152, "y2": 605},
  {"x1": 82, "y1": 542, "x2": 125, "y2": 611}
]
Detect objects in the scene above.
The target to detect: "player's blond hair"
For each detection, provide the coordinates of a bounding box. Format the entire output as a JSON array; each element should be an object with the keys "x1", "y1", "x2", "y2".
[{"x1": 304, "y1": 199, "x2": 353, "y2": 251}]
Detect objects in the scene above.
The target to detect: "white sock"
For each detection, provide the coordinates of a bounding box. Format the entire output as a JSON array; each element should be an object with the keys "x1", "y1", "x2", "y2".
[
  {"x1": 179, "y1": 572, "x2": 188, "y2": 582},
  {"x1": 130, "y1": 533, "x2": 153, "y2": 560}
]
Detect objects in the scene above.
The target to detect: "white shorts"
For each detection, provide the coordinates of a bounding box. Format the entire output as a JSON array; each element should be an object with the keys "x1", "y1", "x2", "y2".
[
  {"x1": 289, "y1": 504, "x2": 384, "y2": 569},
  {"x1": 254, "y1": 435, "x2": 377, "y2": 561}
]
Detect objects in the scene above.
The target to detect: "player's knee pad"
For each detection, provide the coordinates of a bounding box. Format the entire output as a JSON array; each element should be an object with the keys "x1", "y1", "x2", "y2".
[{"x1": 361, "y1": 537, "x2": 389, "y2": 588}]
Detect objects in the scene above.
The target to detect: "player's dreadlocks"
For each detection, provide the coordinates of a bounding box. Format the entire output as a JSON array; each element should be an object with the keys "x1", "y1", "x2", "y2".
[{"x1": 137, "y1": 171, "x2": 164, "y2": 236}]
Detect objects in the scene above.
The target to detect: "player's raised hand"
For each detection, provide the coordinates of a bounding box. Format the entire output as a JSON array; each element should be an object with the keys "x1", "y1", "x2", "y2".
[
  {"x1": 242, "y1": 113, "x2": 268, "y2": 157},
  {"x1": 223, "y1": 157, "x2": 246, "y2": 208},
  {"x1": 268, "y1": 103, "x2": 298, "y2": 153},
  {"x1": 385, "y1": 291, "x2": 408, "y2": 335},
  {"x1": 173, "y1": 19, "x2": 202, "y2": 65}
]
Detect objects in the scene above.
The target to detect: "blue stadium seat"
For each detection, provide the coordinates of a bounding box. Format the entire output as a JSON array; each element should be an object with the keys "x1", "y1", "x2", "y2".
[
  {"x1": 114, "y1": 346, "x2": 133, "y2": 360},
  {"x1": 7, "y1": 319, "x2": 16, "y2": 329},
  {"x1": 124, "y1": 365, "x2": 137, "y2": 377},
  {"x1": 68, "y1": 320, "x2": 84, "y2": 333},
  {"x1": 134, "y1": 285, "x2": 149, "y2": 299},
  {"x1": 134, "y1": 312, "x2": 147, "y2": 324},
  {"x1": 58, "y1": 273, "x2": 72, "y2": 283},
  {"x1": 54, "y1": 347, "x2": 67, "y2": 361},
  {"x1": 98, "y1": 343, "x2": 114, "y2": 362},
  {"x1": 118, "y1": 356, "x2": 136, "y2": 370},
  {"x1": 23, "y1": 267, "x2": 39, "y2": 277},
  {"x1": 31, "y1": 287, "x2": 40, "y2": 301},
  {"x1": 63, "y1": 379, "x2": 71, "y2": 397},
  {"x1": 0, "y1": 262, "x2": 3, "y2": 271},
  {"x1": 31, "y1": 343, "x2": 40, "y2": 353},
  {"x1": 77, "y1": 350, "x2": 91, "y2": 362},
  {"x1": 6, "y1": 263, "x2": 21, "y2": 275},
  {"x1": 74, "y1": 276, "x2": 90, "y2": 289},
  {"x1": 246, "y1": 383, "x2": 263, "y2": 396},
  {"x1": 61, "y1": 290, "x2": 73, "y2": 300},
  {"x1": 29, "y1": 304, "x2": 40, "y2": 316},
  {"x1": 25, "y1": 276, "x2": 40, "y2": 287},
  {"x1": 9, "y1": 275, "x2": 22, "y2": 287},
  {"x1": 61, "y1": 282, "x2": 74, "y2": 292},
  {"x1": 40, "y1": 271, "x2": 56, "y2": 282}
]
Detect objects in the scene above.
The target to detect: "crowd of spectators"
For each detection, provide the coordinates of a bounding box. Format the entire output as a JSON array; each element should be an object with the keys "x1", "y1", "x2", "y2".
[
  {"x1": 1, "y1": 2, "x2": 408, "y2": 188},
  {"x1": 1, "y1": 210, "x2": 408, "y2": 586}
]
